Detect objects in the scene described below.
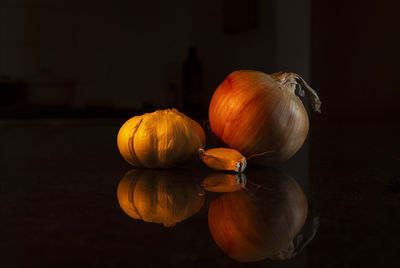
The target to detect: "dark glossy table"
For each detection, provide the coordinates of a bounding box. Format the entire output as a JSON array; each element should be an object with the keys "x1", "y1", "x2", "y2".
[{"x1": 1, "y1": 119, "x2": 399, "y2": 268}]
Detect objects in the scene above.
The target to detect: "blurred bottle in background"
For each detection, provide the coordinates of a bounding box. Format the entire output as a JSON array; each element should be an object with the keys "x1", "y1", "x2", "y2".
[
  {"x1": 166, "y1": 81, "x2": 179, "y2": 108},
  {"x1": 182, "y1": 46, "x2": 205, "y2": 118}
]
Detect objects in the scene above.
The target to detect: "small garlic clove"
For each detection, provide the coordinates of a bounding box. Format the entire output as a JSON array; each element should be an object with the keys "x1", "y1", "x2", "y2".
[{"x1": 199, "y1": 148, "x2": 247, "y2": 173}]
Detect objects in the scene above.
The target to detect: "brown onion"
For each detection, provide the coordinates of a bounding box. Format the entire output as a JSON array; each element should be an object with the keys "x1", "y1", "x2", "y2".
[
  {"x1": 209, "y1": 70, "x2": 321, "y2": 164},
  {"x1": 208, "y1": 168, "x2": 309, "y2": 262}
]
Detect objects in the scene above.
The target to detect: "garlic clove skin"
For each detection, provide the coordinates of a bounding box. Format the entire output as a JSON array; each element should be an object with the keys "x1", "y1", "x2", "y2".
[
  {"x1": 199, "y1": 148, "x2": 247, "y2": 173},
  {"x1": 117, "y1": 109, "x2": 205, "y2": 168},
  {"x1": 117, "y1": 116, "x2": 144, "y2": 167},
  {"x1": 201, "y1": 172, "x2": 246, "y2": 193}
]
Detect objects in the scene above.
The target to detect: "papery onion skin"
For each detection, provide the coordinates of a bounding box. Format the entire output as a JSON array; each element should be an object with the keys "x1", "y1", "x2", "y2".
[
  {"x1": 208, "y1": 168, "x2": 308, "y2": 262},
  {"x1": 117, "y1": 108, "x2": 206, "y2": 168},
  {"x1": 117, "y1": 169, "x2": 205, "y2": 227},
  {"x1": 209, "y1": 70, "x2": 321, "y2": 165}
]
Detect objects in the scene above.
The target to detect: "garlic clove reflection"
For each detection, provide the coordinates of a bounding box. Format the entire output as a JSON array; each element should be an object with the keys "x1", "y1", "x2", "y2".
[
  {"x1": 208, "y1": 168, "x2": 317, "y2": 262},
  {"x1": 117, "y1": 169, "x2": 205, "y2": 227},
  {"x1": 201, "y1": 172, "x2": 246, "y2": 193}
]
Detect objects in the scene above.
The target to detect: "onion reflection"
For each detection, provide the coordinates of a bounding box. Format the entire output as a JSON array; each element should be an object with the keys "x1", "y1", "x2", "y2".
[
  {"x1": 117, "y1": 169, "x2": 205, "y2": 227},
  {"x1": 208, "y1": 168, "x2": 317, "y2": 262}
]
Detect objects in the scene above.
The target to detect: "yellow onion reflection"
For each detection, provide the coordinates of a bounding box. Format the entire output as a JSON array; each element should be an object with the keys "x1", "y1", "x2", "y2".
[
  {"x1": 201, "y1": 172, "x2": 246, "y2": 193},
  {"x1": 208, "y1": 168, "x2": 310, "y2": 262},
  {"x1": 117, "y1": 169, "x2": 205, "y2": 227}
]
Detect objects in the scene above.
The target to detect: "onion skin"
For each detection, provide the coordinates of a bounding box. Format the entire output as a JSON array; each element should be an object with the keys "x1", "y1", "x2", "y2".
[
  {"x1": 209, "y1": 70, "x2": 321, "y2": 165},
  {"x1": 117, "y1": 169, "x2": 205, "y2": 227},
  {"x1": 208, "y1": 168, "x2": 308, "y2": 262}
]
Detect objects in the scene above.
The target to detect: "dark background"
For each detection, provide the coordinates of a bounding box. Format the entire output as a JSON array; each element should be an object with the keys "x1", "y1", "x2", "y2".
[
  {"x1": 0, "y1": 0, "x2": 295, "y2": 118},
  {"x1": 1, "y1": 0, "x2": 400, "y2": 267},
  {"x1": 1, "y1": 0, "x2": 398, "y2": 122}
]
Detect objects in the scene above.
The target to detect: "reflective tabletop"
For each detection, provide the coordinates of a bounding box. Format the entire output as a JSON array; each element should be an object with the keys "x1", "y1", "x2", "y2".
[{"x1": 1, "y1": 119, "x2": 399, "y2": 268}]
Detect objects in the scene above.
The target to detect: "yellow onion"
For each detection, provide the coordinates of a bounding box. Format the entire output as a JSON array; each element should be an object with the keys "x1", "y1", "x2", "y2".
[
  {"x1": 209, "y1": 70, "x2": 321, "y2": 164},
  {"x1": 208, "y1": 168, "x2": 309, "y2": 262},
  {"x1": 117, "y1": 169, "x2": 205, "y2": 227},
  {"x1": 117, "y1": 108, "x2": 205, "y2": 168},
  {"x1": 201, "y1": 172, "x2": 246, "y2": 193}
]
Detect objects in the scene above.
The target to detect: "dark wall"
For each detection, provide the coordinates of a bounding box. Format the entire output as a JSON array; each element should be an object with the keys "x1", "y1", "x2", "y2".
[
  {"x1": 0, "y1": 0, "x2": 279, "y2": 117},
  {"x1": 312, "y1": 1, "x2": 400, "y2": 123},
  {"x1": 309, "y1": 3, "x2": 400, "y2": 266}
]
